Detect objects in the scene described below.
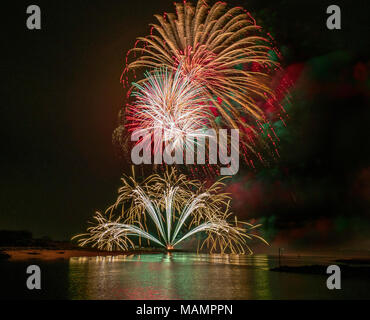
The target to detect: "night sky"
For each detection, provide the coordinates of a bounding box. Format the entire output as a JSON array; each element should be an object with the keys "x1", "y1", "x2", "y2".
[{"x1": 1, "y1": 0, "x2": 369, "y2": 252}]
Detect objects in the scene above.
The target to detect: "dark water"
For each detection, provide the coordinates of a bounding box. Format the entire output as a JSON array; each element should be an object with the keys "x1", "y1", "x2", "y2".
[{"x1": 1, "y1": 253, "x2": 369, "y2": 300}]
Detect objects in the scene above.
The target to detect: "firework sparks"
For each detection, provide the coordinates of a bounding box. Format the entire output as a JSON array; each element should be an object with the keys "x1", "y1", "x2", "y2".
[
  {"x1": 73, "y1": 168, "x2": 268, "y2": 254},
  {"x1": 122, "y1": 0, "x2": 286, "y2": 165},
  {"x1": 127, "y1": 65, "x2": 213, "y2": 154}
]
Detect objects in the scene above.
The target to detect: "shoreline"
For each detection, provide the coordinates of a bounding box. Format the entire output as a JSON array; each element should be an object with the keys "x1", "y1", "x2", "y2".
[
  {"x1": 0, "y1": 248, "x2": 163, "y2": 261},
  {"x1": 2, "y1": 247, "x2": 370, "y2": 263}
]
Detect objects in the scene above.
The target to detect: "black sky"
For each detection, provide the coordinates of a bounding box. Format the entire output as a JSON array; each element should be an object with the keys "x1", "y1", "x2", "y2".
[{"x1": 1, "y1": 0, "x2": 369, "y2": 241}]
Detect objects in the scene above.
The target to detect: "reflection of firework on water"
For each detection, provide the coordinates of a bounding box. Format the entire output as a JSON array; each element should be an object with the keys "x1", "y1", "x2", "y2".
[
  {"x1": 127, "y1": 65, "x2": 213, "y2": 153},
  {"x1": 119, "y1": 0, "x2": 288, "y2": 167},
  {"x1": 74, "y1": 168, "x2": 268, "y2": 254}
]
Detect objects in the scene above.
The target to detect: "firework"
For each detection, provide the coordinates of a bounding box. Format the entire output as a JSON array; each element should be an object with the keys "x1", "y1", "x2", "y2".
[
  {"x1": 121, "y1": 0, "x2": 285, "y2": 166},
  {"x1": 74, "y1": 168, "x2": 268, "y2": 254},
  {"x1": 127, "y1": 65, "x2": 213, "y2": 153}
]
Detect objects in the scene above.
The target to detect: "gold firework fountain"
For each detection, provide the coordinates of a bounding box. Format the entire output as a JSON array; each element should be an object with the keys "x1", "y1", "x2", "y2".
[{"x1": 74, "y1": 168, "x2": 268, "y2": 254}]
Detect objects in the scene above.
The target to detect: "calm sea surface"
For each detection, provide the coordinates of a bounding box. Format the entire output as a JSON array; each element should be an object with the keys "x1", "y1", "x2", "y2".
[{"x1": 1, "y1": 253, "x2": 369, "y2": 300}]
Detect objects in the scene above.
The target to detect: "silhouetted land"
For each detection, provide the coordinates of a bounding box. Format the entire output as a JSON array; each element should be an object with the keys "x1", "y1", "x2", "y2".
[
  {"x1": 0, "y1": 230, "x2": 73, "y2": 248},
  {"x1": 0, "y1": 230, "x2": 162, "y2": 261},
  {"x1": 335, "y1": 259, "x2": 370, "y2": 265},
  {"x1": 0, "y1": 252, "x2": 11, "y2": 261},
  {"x1": 271, "y1": 265, "x2": 370, "y2": 278}
]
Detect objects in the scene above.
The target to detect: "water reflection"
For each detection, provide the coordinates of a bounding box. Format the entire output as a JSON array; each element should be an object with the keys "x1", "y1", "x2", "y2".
[
  {"x1": 68, "y1": 253, "x2": 344, "y2": 300},
  {"x1": 1, "y1": 253, "x2": 368, "y2": 300}
]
